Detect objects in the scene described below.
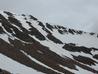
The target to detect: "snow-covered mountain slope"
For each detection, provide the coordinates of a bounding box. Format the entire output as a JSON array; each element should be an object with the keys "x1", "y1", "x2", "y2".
[{"x1": 0, "y1": 10, "x2": 98, "y2": 74}]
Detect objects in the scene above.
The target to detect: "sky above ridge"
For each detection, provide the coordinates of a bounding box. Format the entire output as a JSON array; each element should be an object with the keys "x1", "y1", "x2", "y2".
[{"x1": 0, "y1": 0, "x2": 98, "y2": 33}]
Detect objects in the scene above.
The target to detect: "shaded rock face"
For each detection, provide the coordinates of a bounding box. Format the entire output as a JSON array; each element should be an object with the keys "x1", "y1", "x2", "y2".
[
  {"x1": 0, "y1": 69, "x2": 2, "y2": 72},
  {"x1": 63, "y1": 43, "x2": 98, "y2": 55},
  {"x1": 93, "y1": 54, "x2": 98, "y2": 60},
  {"x1": 47, "y1": 33, "x2": 63, "y2": 44},
  {"x1": 0, "y1": 69, "x2": 11, "y2": 74},
  {"x1": 0, "y1": 11, "x2": 98, "y2": 74}
]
